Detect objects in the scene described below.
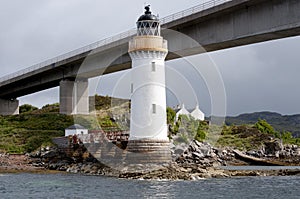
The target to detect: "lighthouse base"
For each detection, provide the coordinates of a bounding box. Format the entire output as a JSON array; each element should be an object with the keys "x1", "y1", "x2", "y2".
[{"x1": 125, "y1": 139, "x2": 171, "y2": 164}]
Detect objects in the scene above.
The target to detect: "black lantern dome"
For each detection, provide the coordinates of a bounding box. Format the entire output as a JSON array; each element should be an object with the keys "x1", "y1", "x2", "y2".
[
  {"x1": 138, "y1": 5, "x2": 158, "y2": 21},
  {"x1": 136, "y1": 5, "x2": 160, "y2": 36}
]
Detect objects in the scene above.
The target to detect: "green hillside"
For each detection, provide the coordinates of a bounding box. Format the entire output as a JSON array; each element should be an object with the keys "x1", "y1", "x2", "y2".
[
  {"x1": 1, "y1": 96, "x2": 299, "y2": 154},
  {"x1": 0, "y1": 110, "x2": 73, "y2": 153},
  {"x1": 226, "y1": 112, "x2": 300, "y2": 138},
  {"x1": 0, "y1": 96, "x2": 128, "y2": 154}
]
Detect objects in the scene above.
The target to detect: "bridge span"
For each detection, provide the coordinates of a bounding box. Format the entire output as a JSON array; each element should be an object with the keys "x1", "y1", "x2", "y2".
[{"x1": 1, "y1": 0, "x2": 300, "y2": 115}]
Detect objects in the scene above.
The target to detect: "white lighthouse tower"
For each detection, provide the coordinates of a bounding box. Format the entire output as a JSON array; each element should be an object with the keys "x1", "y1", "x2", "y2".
[{"x1": 127, "y1": 6, "x2": 171, "y2": 163}]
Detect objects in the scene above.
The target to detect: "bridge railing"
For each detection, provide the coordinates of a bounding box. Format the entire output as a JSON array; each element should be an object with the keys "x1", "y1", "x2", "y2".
[
  {"x1": 0, "y1": 0, "x2": 231, "y2": 84},
  {"x1": 160, "y1": 0, "x2": 231, "y2": 24},
  {"x1": 0, "y1": 28, "x2": 137, "y2": 84}
]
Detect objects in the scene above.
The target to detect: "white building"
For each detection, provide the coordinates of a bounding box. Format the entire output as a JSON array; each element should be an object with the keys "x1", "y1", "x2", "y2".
[
  {"x1": 65, "y1": 124, "x2": 88, "y2": 137},
  {"x1": 190, "y1": 105, "x2": 205, "y2": 121},
  {"x1": 175, "y1": 103, "x2": 190, "y2": 121},
  {"x1": 175, "y1": 104, "x2": 205, "y2": 121}
]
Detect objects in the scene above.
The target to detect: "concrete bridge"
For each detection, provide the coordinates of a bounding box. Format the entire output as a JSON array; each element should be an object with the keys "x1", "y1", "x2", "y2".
[{"x1": 1, "y1": 0, "x2": 300, "y2": 115}]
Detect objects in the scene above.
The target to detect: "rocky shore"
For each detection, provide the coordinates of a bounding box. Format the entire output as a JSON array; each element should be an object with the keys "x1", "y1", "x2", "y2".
[
  {"x1": 1, "y1": 140, "x2": 300, "y2": 180},
  {"x1": 0, "y1": 153, "x2": 46, "y2": 173}
]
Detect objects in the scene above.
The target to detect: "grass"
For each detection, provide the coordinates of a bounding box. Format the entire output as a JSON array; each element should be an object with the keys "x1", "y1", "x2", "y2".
[
  {"x1": 216, "y1": 135, "x2": 254, "y2": 150},
  {"x1": 0, "y1": 113, "x2": 73, "y2": 154}
]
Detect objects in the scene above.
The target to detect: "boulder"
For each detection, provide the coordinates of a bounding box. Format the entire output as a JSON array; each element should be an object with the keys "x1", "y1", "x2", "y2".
[
  {"x1": 41, "y1": 150, "x2": 58, "y2": 159},
  {"x1": 263, "y1": 139, "x2": 283, "y2": 156},
  {"x1": 295, "y1": 148, "x2": 300, "y2": 156},
  {"x1": 175, "y1": 140, "x2": 224, "y2": 167},
  {"x1": 192, "y1": 152, "x2": 204, "y2": 159}
]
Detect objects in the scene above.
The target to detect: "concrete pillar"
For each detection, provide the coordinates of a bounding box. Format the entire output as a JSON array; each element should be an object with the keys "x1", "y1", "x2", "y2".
[
  {"x1": 75, "y1": 79, "x2": 89, "y2": 114},
  {"x1": 60, "y1": 80, "x2": 73, "y2": 114},
  {"x1": 59, "y1": 79, "x2": 89, "y2": 115},
  {"x1": 0, "y1": 99, "x2": 19, "y2": 115}
]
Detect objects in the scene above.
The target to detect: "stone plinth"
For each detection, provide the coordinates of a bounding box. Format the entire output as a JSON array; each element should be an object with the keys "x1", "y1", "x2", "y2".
[{"x1": 126, "y1": 140, "x2": 171, "y2": 164}]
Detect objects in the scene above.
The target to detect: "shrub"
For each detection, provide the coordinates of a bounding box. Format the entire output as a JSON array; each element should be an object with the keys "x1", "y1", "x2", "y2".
[
  {"x1": 166, "y1": 107, "x2": 176, "y2": 124},
  {"x1": 19, "y1": 104, "x2": 38, "y2": 114},
  {"x1": 255, "y1": 119, "x2": 274, "y2": 134},
  {"x1": 195, "y1": 129, "x2": 206, "y2": 142}
]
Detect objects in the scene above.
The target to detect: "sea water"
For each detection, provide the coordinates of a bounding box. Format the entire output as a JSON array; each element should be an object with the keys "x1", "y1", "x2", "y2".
[{"x1": 0, "y1": 173, "x2": 299, "y2": 199}]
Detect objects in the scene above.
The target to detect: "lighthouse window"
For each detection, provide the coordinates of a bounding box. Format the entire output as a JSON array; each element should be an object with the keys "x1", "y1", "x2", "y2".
[
  {"x1": 131, "y1": 83, "x2": 133, "y2": 93},
  {"x1": 152, "y1": 104, "x2": 156, "y2": 114},
  {"x1": 151, "y1": 62, "x2": 156, "y2": 72}
]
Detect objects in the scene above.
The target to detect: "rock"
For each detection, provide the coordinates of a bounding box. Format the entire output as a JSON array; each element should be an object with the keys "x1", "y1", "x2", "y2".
[
  {"x1": 275, "y1": 151, "x2": 280, "y2": 158},
  {"x1": 246, "y1": 150, "x2": 258, "y2": 157},
  {"x1": 171, "y1": 142, "x2": 189, "y2": 160},
  {"x1": 190, "y1": 174, "x2": 205, "y2": 180},
  {"x1": 210, "y1": 151, "x2": 217, "y2": 158},
  {"x1": 174, "y1": 140, "x2": 225, "y2": 168},
  {"x1": 189, "y1": 143, "x2": 198, "y2": 152},
  {"x1": 29, "y1": 151, "x2": 41, "y2": 158},
  {"x1": 291, "y1": 145, "x2": 298, "y2": 150},
  {"x1": 263, "y1": 139, "x2": 283, "y2": 156},
  {"x1": 192, "y1": 152, "x2": 204, "y2": 159},
  {"x1": 174, "y1": 148, "x2": 185, "y2": 156},
  {"x1": 295, "y1": 148, "x2": 300, "y2": 156},
  {"x1": 41, "y1": 150, "x2": 58, "y2": 158}
]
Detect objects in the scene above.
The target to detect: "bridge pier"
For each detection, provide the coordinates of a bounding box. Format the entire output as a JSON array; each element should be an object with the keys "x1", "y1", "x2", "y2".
[
  {"x1": 59, "y1": 79, "x2": 89, "y2": 115},
  {"x1": 0, "y1": 99, "x2": 19, "y2": 115}
]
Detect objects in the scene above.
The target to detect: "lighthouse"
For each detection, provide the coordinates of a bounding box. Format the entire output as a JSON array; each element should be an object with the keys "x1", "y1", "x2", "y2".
[{"x1": 127, "y1": 6, "x2": 171, "y2": 163}]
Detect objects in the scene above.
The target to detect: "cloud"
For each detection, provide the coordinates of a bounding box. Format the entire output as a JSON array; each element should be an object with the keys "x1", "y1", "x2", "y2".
[
  {"x1": 20, "y1": 87, "x2": 59, "y2": 108},
  {"x1": 211, "y1": 36, "x2": 300, "y2": 115}
]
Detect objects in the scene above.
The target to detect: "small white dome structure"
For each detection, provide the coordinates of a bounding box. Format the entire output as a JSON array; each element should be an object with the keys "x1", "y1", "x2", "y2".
[{"x1": 65, "y1": 124, "x2": 88, "y2": 136}]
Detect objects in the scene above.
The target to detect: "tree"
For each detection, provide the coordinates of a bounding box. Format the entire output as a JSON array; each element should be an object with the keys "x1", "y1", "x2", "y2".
[
  {"x1": 19, "y1": 104, "x2": 38, "y2": 113},
  {"x1": 42, "y1": 103, "x2": 59, "y2": 109},
  {"x1": 166, "y1": 107, "x2": 176, "y2": 124},
  {"x1": 255, "y1": 119, "x2": 275, "y2": 134},
  {"x1": 166, "y1": 107, "x2": 178, "y2": 135},
  {"x1": 195, "y1": 128, "x2": 206, "y2": 142},
  {"x1": 195, "y1": 121, "x2": 208, "y2": 142},
  {"x1": 281, "y1": 131, "x2": 293, "y2": 142}
]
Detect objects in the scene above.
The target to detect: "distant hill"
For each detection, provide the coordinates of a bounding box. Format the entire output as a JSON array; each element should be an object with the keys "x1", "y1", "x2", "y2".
[{"x1": 226, "y1": 112, "x2": 300, "y2": 138}]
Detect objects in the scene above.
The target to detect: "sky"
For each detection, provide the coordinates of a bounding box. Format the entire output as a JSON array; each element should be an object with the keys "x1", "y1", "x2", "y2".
[{"x1": 1, "y1": 0, "x2": 300, "y2": 116}]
